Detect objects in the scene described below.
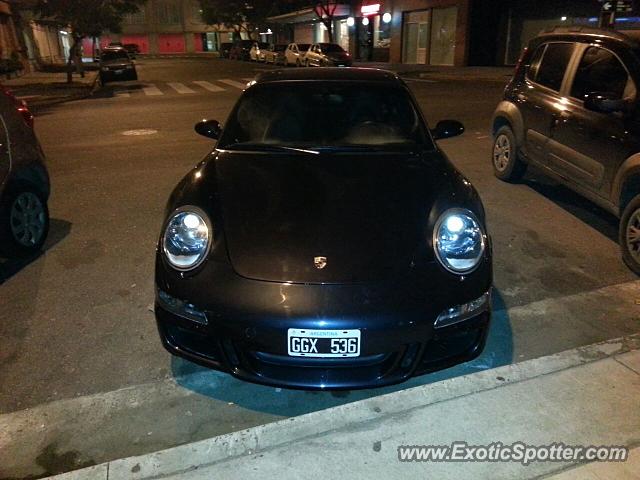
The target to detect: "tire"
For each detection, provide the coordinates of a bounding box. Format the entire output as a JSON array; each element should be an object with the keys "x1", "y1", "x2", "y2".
[
  {"x1": 492, "y1": 125, "x2": 527, "y2": 182},
  {"x1": 620, "y1": 193, "x2": 640, "y2": 275},
  {"x1": 0, "y1": 186, "x2": 49, "y2": 257}
]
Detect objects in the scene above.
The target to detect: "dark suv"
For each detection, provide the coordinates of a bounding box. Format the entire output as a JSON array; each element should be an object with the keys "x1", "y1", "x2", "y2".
[{"x1": 492, "y1": 27, "x2": 640, "y2": 274}]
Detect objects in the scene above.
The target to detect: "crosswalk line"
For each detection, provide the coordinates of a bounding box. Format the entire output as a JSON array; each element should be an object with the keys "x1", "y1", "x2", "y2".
[
  {"x1": 143, "y1": 84, "x2": 163, "y2": 96},
  {"x1": 114, "y1": 91, "x2": 130, "y2": 98},
  {"x1": 167, "y1": 82, "x2": 196, "y2": 94},
  {"x1": 192, "y1": 81, "x2": 226, "y2": 92},
  {"x1": 219, "y1": 79, "x2": 248, "y2": 89}
]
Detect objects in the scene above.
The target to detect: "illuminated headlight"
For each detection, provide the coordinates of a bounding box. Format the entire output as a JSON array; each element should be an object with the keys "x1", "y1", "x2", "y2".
[
  {"x1": 125, "y1": 64, "x2": 134, "y2": 69},
  {"x1": 162, "y1": 208, "x2": 211, "y2": 270},
  {"x1": 433, "y1": 208, "x2": 486, "y2": 274},
  {"x1": 435, "y1": 292, "x2": 490, "y2": 328}
]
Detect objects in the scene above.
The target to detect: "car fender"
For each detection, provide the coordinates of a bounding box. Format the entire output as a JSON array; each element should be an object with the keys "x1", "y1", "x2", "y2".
[
  {"x1": 492, "y1": 100, "x2": 524, "y2": 147},
  {"x1": 612, "y1": 152, "x2": 640, "y2": 209}
]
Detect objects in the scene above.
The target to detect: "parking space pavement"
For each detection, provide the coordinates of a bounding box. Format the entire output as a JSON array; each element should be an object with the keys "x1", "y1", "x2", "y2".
[{"x1": 38, "y1": 335, "x2": 640, "y2": 480}]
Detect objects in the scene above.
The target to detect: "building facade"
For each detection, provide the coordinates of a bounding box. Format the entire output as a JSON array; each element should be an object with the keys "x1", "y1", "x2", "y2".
[
  {"x1": 85, "y1": 0, "x2": 236, "y2": 56},
  {"x1": 269, "y1": 0, "x2": 623, "y2": 66}
]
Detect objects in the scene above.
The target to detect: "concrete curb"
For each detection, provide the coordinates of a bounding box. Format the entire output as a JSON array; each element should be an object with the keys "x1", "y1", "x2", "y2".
[
  {"x1": 47, "y1": 333, "x2": 640, "y2": 480},
  {"x1": 27, "y1": 72, "x2": 100, "y2": 110}
]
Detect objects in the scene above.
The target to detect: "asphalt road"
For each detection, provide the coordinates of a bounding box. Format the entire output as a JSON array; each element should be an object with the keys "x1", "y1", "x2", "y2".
[{"x1": 1, "y1": 58, "x2": 639, "y2": 478}]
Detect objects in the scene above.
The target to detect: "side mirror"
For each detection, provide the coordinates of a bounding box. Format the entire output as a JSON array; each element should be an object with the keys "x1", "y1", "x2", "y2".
[
  {"x1": 431, "y1": 120, "x2": 465, "y2": 140},
  {"x1": 195, "y1": 119, "x2": 221, "y2": 140},
  {"x1": 584, "y1": 92, "x2": 627, "y2": 114}
]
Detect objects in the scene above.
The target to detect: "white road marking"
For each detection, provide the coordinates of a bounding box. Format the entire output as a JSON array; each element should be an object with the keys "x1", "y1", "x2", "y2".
[
  {"x1": 167, "y1": 82, "x2": 195, "y2": 94},
  {"x1": 143, "y1": 84, "x2": 163, "y2": 96},
  {"x1": 192, "y1": 81, "x2": 226, "y2": 92},
  {"x1": 476, "y1": 135, "x2": 489, "y2": 139},
  {"x1": 219, "y1": 79, "x2": 248, "y2": 89},
  {"x1": 114, "y1": 91, "x2": 131, "y2": 98}
]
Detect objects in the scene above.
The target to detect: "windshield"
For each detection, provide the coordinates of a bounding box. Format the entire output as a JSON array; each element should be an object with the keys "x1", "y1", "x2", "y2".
[
  {"x1": 274, "y1": 45, "x2": 287, "y2": 51},
  {"x1": 101, "y1": 51, "x2": 129, "y2": 61},
  {"x1": 320, "y1": 44, "x2": 345, "y2": 53},
  {"x1": 297, "y1": 44, "x2": 310, "y2": 51},
  {"x1": 218, "y1": 82, "x2": 431, "y2": 151}
]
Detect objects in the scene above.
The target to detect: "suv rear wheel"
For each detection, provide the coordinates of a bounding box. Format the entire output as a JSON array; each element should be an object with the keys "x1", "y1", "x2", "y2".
[
  {"x1": 492, "y1": 125, "x2": 527, "y2": 182},
  {"x1": 620, "y1": 193, "x2": 640, "y2": 275}
]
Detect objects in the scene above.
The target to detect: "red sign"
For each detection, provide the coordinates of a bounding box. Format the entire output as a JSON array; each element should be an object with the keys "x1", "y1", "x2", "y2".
[{"x1": 361, "y1": 3, "x2": 381, "y2": 16}]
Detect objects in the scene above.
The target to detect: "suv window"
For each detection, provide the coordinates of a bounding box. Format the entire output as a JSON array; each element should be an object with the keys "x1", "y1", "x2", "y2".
[
  {"x1": 570, "y1": 46, "x2": 631, "y2": 101},
  {"x1": 532, "y1": 42, "x2": 574, "y2": 92}
]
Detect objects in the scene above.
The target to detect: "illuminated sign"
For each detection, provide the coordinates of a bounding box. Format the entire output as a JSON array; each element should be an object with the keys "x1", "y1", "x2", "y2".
[{"x1": 361, "y1": 3, "x2": 381, "y2": 16}]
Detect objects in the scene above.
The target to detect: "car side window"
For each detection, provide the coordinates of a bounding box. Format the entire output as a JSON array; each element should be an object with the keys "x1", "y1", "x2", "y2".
[
  {"x1": 570, "y1": 46, "x2": 634, "y2": 101},
  {"x1": 532, "y1": 42, "x2": 575, "y2": 92}
]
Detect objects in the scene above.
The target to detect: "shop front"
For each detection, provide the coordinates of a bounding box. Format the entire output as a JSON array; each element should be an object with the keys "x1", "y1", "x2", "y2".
[{"x1": 356, "y1": 0, "x2": 470, "y2": 66}]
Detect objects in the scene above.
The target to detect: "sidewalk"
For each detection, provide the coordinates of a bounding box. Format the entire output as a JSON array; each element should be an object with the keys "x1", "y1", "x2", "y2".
[
  {"x1": 355, "y1": 62, "x2": 515, "y2": 84},
  {"x1": 47, "y1": 335, "x2": 640, "y2": 480},
  {"x1": 1, "y1": 70, "x2": 98, "y2": 108}
]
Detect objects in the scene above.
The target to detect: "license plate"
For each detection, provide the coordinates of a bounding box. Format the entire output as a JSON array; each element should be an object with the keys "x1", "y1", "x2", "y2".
[
  {"x1": 114, "y1": 69, "x2": 123, "y2": 74},
  {"x1": 287, "y1": 328, "x2": 360, "y2": 358}
]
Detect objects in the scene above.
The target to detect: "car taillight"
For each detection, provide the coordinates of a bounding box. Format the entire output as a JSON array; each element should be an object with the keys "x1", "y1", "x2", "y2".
[{"x1": 2, "y1": 87, "x2": 34, "y2": 128}]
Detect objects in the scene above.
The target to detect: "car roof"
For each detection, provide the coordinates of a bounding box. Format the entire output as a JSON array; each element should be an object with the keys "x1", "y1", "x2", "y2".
[
  {"x1": 253, "y1": 67, "x2": 401, "y2": 85},
  {"x1": 535, "y1": 26, "x2": 640, "y2": 49}
]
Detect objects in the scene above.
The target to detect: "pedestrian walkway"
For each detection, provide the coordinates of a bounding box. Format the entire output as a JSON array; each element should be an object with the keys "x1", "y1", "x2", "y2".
[
  {"x1": 43, "y1": 335, "x2": 640, "y2": 480},
  {"x1": 106, "y1": 78, "x2": 252, "y2": 99}
]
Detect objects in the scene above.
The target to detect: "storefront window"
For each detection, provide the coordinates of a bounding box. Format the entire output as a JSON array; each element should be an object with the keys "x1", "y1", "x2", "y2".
[
  {"x1": 430, "y1": 6, "x2": 457, "y2": 65},
  {"x1": 373, "y1": 15, "x2": 390, "y2": 48}
]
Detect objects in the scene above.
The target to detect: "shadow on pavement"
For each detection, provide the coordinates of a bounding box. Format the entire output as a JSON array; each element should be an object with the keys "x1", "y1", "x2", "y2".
[
  {"x1": 0, "y1": 218, "x2": 71, "y2": 284},
  {"x1": 523, "y1": 169, "x2": 619, "y2": 243},
  {"x1": 170, "y1": 289, "x2": 513, "y2": 417}
]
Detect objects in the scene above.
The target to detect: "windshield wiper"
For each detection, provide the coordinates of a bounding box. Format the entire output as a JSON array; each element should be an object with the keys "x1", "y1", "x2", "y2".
[{"x1": 221, "y1": 143, "x2": 319, "y2": 154}]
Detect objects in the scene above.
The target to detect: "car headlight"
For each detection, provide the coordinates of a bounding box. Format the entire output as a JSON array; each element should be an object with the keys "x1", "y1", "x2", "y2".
[
  {"x1": 162, "y1": 208, "x2": 211, "y2": 270},
  {"x1": 433, "y1": 208, "x2": 486, "y2": 274}
]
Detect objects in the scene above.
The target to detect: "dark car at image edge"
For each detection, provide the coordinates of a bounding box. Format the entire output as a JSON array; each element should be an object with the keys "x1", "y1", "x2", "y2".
[
  {"x1": 155, "y1": 68, "x2": 492, "y2": 390},
  {"x1": 492, "y1": 26, "x2": 640, "y2": 274}
]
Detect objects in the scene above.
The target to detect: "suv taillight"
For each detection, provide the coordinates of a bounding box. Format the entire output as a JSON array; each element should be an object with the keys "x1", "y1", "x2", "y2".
[
  {"x1": 2, "y1": 87, "x2": 34, "y2": 128},
  {"x1": 513, "y1": 47, "x2": 529, "y2": 78}
]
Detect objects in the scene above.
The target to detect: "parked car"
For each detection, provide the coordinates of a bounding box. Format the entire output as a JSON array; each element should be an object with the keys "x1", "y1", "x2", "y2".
[
  {"x1": 264, "y1": 44, "x2": 287, "y2": 65},
  {"x1": 155, "y1": 68, "x2": 491, "y2": 390},
  {"x1": 249, "y1": 42, "x2": 270, "y2": 62},
  {"x1": 0, "y1": 87, "x2": 50, "y2": 257},
  {"x1": 99, "y1": 48, "x2": 137, "y2": 84},
  {"x1": 229, "y1": 40, "x2": 254, "y2": 61},
  {"x1": 107, "y1": 42, "x2": 123, "y2": 48},
  {"x1": 303, "y1": 43, "x2": 352, "y2": 67},
  {"x1": 219, "y1": 42, "x2": 233, "y2": 59},
  {"x1": 284, "y1": 43, "x2": 310, "y2": 67},
  {"x1": 492, "y1": 26, "x2": 640, "y2": 274},
  {"x1": 123, "y1": 43, "x2": 140, "y2": 57}
]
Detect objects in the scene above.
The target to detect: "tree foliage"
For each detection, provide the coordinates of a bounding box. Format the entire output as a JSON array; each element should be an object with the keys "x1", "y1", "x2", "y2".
[
  {"x1": 33, "y1": 0, "x2": 145, "y2": 81},
  {"x1": 198, "y1": 0, "x2": 275, "y2": 39}
]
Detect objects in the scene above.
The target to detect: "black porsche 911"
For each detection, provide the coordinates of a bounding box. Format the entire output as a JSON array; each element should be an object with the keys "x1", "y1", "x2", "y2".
[{"x1": 155, "y1": 68, "x2": 492, "y2": 390}]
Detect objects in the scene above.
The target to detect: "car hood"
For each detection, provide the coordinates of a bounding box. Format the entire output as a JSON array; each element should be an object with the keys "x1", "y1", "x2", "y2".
[{"x1": 214, "y1": 149, "x2": 446, "y2": 284}]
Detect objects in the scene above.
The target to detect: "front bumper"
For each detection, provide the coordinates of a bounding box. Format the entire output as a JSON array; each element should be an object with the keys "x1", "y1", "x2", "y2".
[{"x1": 155, "y1": 259, "x2": 491, "y2": 390}]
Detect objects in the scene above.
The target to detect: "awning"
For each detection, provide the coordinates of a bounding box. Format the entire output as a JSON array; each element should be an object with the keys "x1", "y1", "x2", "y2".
[{"x1": 268, "y1": 4, "x2": 351, "y2": 24}]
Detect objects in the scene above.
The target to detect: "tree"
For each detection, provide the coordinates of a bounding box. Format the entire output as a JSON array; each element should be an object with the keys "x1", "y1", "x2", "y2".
[
  {"x1": 198, "y1": 0, "x2": 275, "y2": 40},
  {"x1": 313, "y1": 1, "x2": 338, "y2": 43},
  {"x1": 33, "y1": 0, "x2": 145, "y2": 83}
]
